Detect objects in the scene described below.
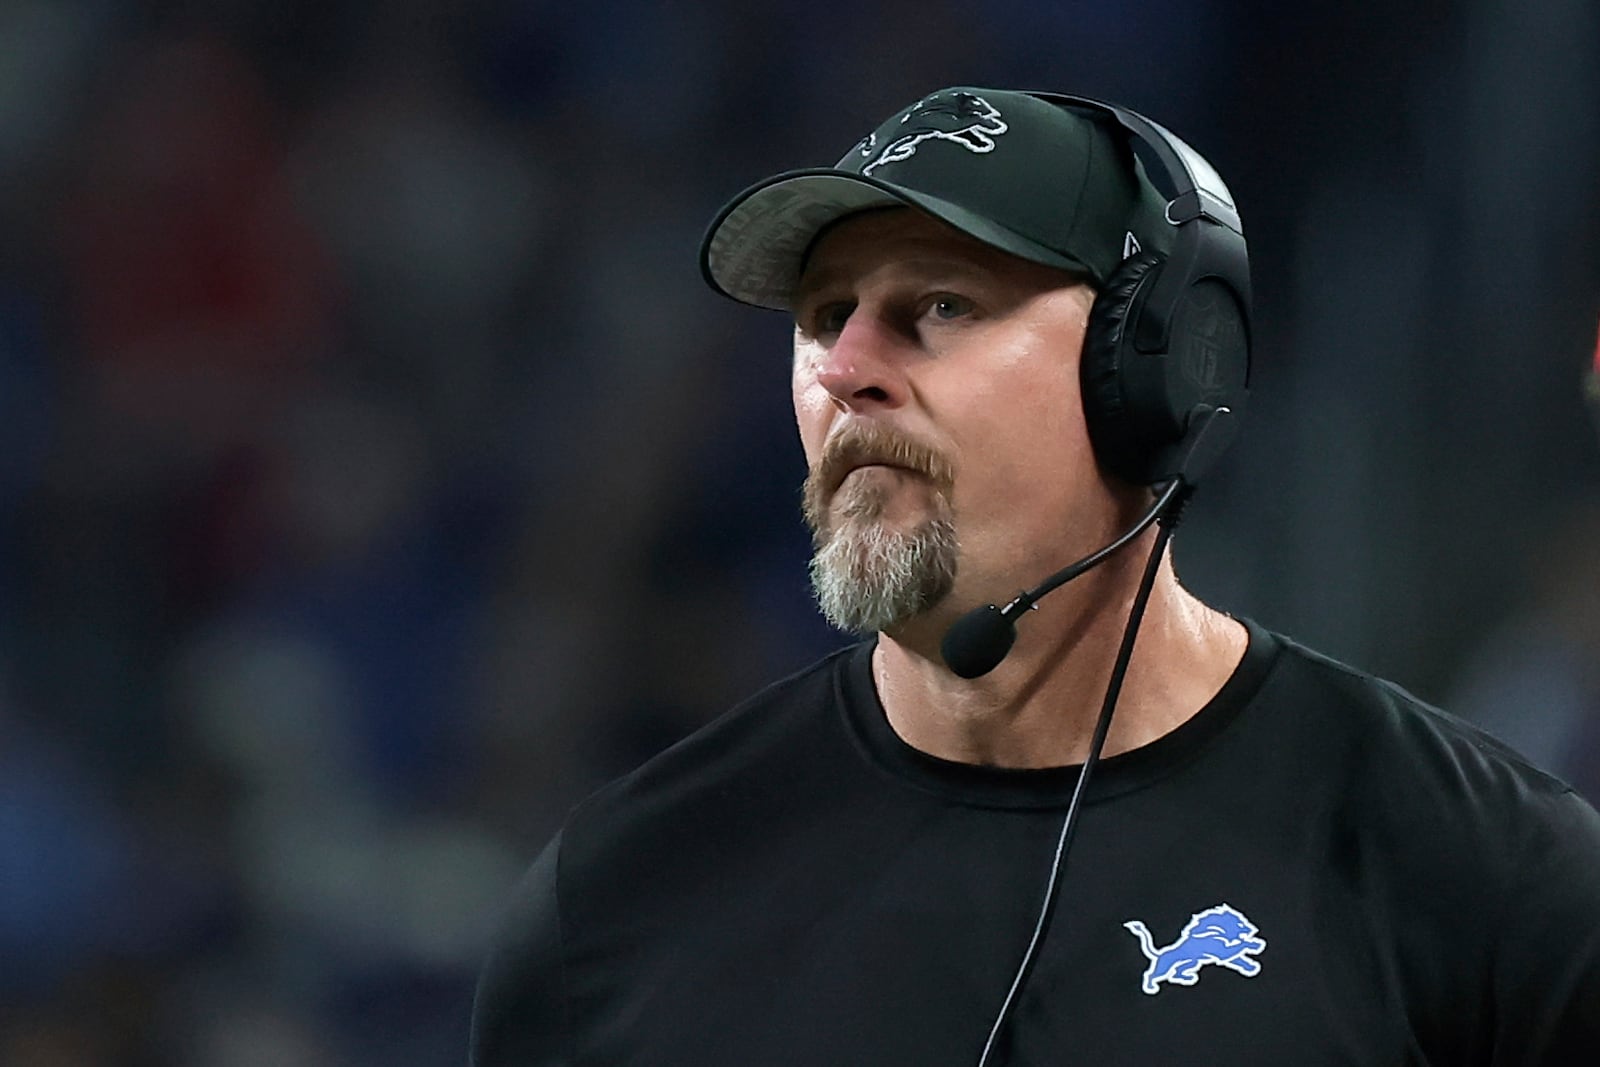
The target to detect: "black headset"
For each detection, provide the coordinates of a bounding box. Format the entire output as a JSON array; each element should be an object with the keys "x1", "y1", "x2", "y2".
[{"x1": 1027, "y1": 92, "x2": 1252, "y2": 489}]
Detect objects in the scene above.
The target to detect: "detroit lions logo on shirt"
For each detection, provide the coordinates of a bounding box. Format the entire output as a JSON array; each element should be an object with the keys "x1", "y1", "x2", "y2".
[
  {"x1": 860, "y1": 91, "x2": 1008, "y2": 176},
  {"x1": 1123, "y1": 904, "x2": 1266, "y2": 994}
]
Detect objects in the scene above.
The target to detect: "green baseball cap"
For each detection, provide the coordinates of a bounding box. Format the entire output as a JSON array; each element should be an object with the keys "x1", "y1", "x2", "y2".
[{"x1": 700, "y1": 87, "x2": 1174, "y2": 311}]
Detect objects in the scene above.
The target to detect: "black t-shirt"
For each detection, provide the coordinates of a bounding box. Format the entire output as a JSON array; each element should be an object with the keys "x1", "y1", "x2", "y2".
[{"x1": 472, "y1": 621, "x2": 1600, "y2": 1065}]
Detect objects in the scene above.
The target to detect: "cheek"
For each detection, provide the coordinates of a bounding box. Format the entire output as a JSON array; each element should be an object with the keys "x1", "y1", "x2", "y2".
[
  {"x1": 791, "y1": 343, "x2": 832, "y2": 463},
  {"x1": 943, "y1": 337, "x2": 1096, "y2": 510},
  {"x1": 963, "y1": 333, "x2": 1089, "y2": 446}
]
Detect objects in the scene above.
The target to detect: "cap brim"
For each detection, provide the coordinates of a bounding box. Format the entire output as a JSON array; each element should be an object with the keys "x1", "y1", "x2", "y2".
[{"x1": 700, "y1": 169, "x2": 1097, "y2": 311}]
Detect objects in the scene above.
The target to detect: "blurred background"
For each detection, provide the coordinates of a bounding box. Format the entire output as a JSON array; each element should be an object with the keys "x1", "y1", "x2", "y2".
[{"x1": 0, "y1": 0, "x2": 1596, "y2": 1063}]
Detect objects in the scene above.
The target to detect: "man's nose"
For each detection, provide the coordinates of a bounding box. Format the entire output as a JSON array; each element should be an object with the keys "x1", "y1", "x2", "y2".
[{"x1": 812, "y1": 313, "x2": 909, "y2": 412}]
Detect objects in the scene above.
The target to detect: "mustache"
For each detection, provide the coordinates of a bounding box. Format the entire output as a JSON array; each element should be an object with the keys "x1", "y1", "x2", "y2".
[{"x1": 801, "y1": 422, "x2": 956, "y2": 528}]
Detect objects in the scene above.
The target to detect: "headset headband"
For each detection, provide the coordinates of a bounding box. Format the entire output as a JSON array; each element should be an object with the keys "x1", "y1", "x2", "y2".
[{"x1": 1024, "y1": 92, "x2": 1244, "y2": 237}]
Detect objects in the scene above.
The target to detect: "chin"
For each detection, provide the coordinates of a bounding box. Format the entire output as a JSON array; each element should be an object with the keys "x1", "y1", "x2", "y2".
[{"x1": 809, "y1": 514, "x2": 958, "y2": 636}]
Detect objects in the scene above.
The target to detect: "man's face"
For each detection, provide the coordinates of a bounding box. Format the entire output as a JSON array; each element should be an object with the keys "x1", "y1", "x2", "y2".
[{"x1": 791, "y1": 208, "x2": 1111, "y2": 637}]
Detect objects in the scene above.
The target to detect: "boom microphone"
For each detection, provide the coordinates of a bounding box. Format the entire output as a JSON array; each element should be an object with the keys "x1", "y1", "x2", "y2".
[
  {"x1": 940, "y1": 478, "x2": 1185, "y2": 679},
  {"x1": 939, "y1": 405, "x2": 1236, "y2": 680}
]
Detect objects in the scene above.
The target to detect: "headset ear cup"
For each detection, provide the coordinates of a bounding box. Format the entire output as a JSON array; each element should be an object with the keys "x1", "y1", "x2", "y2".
[{"x1": 1081, "y1": 252, "x2": 1163, "y2": 484}]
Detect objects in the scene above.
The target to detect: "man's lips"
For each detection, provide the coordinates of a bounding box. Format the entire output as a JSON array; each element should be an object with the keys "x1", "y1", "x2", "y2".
[{"x1": 830, "y1": 461, "x2": 914, "y2": 496}]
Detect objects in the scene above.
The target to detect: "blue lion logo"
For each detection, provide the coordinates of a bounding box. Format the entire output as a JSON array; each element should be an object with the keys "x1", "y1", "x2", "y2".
[
  {"x1": 860, "y1": 91, "x2": 1008, "y2": 176},
  {"x1": 1123, "y1": 904, "x2": 1267, "y2": 995}
]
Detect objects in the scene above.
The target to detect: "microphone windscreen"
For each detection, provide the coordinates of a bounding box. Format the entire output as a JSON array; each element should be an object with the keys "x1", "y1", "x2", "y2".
[{"x1": 941, "y1": 605, "x2": 1016, "y2": 679}]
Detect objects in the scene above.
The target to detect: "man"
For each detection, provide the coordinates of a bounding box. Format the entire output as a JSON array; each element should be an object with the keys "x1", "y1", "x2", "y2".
[{"x1": 472, "y1": 88, "x2": 1600, "y2": 1065}]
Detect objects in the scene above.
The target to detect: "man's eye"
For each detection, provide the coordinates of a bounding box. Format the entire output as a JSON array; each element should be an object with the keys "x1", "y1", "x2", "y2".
[
  {"x1": 813, "y1": 302, "x2": 854, "y2": 335},
  {"x1": 928, "y1": 295, "x2": 973, "y2": 320}
]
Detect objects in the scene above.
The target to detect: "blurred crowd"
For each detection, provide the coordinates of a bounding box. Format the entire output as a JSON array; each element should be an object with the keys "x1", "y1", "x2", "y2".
[{"x1": 0, "y1": 1, "x2": 1595, "y2": 1064}]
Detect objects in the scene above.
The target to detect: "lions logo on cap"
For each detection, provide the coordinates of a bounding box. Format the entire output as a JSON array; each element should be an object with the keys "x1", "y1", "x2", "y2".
[{"x1": 860, "y1": 91, "x2": 1008, "y2": 176}]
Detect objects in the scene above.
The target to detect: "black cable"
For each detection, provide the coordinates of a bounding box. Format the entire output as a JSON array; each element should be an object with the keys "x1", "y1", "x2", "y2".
[
  {"x1": 997, "y1": 477, "x2": 1185, "y2": 619},
  {"x1": 974, "y1": 489, "x2": 1185, "y2": 1066},
  {"x1": 943, "y1": 478, "x2": 1187, "y2": 679}
]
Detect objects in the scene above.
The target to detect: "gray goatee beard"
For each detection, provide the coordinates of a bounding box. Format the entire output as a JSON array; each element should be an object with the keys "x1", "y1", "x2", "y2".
[
  {"x1": 802, "y1": 426, "x2": 959, "y2": 635},
  {"x1": 808, "y1": 507, "x2": 958, "y2": 634}
]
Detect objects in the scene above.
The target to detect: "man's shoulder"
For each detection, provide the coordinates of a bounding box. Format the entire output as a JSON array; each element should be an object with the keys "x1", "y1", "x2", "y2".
[
  {"x1": 599, "y1": 640, "x2": 864, "y2": 793},
  {"x1": 1269, "y1": 629, "x2": 1600, "y2": 1055},
  {"x1": 1271, "y1": 630, "x2": 1571, "y2": 791},
  {"x1": 560, "y1": 642, "x2": 867, "y2": 867},
  {"x1": 1258, "y1": 627, "x2": 1598, "y2": 863}
]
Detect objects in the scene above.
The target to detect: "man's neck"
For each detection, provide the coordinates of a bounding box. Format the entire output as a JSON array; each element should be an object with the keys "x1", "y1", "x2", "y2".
[{"x1": 869, "y1": 549, "x2": 1247, "y2": 769}]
